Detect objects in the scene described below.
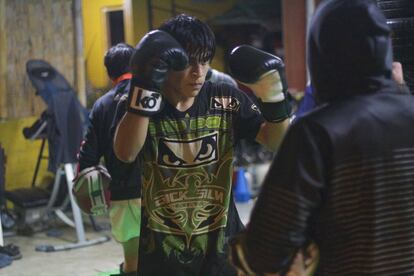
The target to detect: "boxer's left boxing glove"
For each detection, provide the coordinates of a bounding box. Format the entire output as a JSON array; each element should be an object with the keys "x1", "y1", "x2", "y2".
[{"x1": 229, "y1": 45, "x2": 291, "y2": 122}]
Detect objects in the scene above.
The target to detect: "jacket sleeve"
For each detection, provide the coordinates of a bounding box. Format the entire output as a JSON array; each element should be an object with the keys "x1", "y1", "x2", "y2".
[
  {"x1": 77, "y1": 103, "x2": 103, "y2": 172},
  {"x1": 233, "y1": 86, "x2": 265, "y2": 142},
  {"x1": 230, "y1": 119, "x2": 329, "y2": 274}
]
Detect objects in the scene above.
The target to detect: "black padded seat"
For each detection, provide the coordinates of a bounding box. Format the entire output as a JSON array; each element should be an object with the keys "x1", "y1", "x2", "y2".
[{"x1": 5, "y1": 187, "x2": 50, "y2": 208}]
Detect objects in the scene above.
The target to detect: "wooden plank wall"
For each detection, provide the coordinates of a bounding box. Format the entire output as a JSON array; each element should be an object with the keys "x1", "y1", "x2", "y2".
[
  {"x1": 0, "y1": 0, "x2": 7, "y2": 119},
  {"x1": 0, "y1": 0, "x2": 75, "y2": 120}
]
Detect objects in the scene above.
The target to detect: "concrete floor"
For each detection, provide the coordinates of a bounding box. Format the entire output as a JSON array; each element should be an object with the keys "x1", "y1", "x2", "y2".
[{"x1": 1, "y1": 200, "x2": 255, "y2": 276}]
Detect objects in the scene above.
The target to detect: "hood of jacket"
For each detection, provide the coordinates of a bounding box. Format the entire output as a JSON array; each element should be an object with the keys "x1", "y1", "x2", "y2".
[{"x1": 308, "y1": 0, "x2": 394, "y2": 103}]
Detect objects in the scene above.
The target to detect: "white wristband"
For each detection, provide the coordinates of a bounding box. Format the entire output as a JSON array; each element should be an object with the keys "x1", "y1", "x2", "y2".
[{"x1": 128, "y1": 86, "x2": 163, "y2": 115}]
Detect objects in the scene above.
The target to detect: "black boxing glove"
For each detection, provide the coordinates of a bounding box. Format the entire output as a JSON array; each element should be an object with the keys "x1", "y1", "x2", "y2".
[
  {"x1": 128, "y1": 30, "x2": 188, "y2": 116},
  {"x1": 229, "y1": 45, "x2": 291, "y2": 122}
]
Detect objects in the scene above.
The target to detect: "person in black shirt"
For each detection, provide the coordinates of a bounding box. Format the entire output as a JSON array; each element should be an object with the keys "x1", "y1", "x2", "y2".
[
  {"x1": 77, "y1": 43, "x2": 141, "y2": 275},
  {"x1": 113, "y1": 14, "x2": 290, "y2": 275}
]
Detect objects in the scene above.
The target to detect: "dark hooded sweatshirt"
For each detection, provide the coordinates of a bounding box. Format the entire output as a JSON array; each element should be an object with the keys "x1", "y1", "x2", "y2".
[
  {"x1": 78, "y1": 79, "x2": 141, "y2": 200},
  {"x1": 241, "y1": 0, "x2": 414, "y2": 275}
]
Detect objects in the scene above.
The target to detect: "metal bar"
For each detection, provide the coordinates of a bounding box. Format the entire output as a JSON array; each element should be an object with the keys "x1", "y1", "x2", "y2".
[
  {"x1": 64, "y1": 163, "x2": 85, "y2": 242},
  {"x1": 147, "y1": 0, "x2": 153, "y2": 30},
  {"x1": 171, "y1": 0, "x2": 176, "y2": 16},
  {"x1": 31, "y1": 138, "x2": 46, "y2": 187}
]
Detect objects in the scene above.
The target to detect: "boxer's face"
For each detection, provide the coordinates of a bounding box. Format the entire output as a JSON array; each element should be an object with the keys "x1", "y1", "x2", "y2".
[{"x1": 164, "y1": 58, "x2": 210, "y2": 100}]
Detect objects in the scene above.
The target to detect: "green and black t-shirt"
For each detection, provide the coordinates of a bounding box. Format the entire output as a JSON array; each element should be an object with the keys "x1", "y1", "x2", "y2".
[{"x1": 138, "y1": 82, "x2": 264, "y2": 276}]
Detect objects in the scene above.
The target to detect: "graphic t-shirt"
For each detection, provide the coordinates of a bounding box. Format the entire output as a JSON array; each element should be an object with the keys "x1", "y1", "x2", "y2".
[{"x1": 138, "y1": 82, "x2": 264, "y2": 276}]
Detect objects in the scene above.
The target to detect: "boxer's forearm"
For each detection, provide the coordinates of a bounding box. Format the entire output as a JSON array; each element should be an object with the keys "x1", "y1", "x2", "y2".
[{"x1": 113, "y1": 112, "x2": 149, "y2": 163}]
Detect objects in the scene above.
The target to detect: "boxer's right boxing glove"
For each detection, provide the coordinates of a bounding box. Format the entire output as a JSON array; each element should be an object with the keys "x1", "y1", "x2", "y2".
[
  {"x1": 127, "y1": 30, "x2": 188, "y2": 116},
  {"x1": 229, "y1": 45, "x2": 291, "y2": 122}
]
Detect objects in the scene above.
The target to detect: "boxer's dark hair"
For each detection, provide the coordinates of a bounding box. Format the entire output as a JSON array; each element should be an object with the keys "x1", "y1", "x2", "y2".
[
  {"x1": 104, "y1": 43, "x2": 134, "y2": 79},
  {"x1": 159, "y1": 14, "x2": 215, "y2": 64}
]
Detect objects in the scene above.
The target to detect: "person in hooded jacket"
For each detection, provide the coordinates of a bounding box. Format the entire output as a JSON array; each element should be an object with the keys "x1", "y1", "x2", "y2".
[{"x1": 229, "y1": 0, "x2": 414, "y2": 275}]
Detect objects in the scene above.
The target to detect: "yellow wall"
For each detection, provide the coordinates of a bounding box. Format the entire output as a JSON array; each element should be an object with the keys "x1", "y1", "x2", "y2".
[
  {"x1": 124, "y1": 0, "x2": 150, "y2": 46},
  {"x1": 84, "y1": 0, "x2": 237, "y2": 89},
  {"x1": 0, "y1": 117, "x2": 53, "y2": 191},
  {"x1": 83, "y1": 0, "x2": 124, "y2": 88}
]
